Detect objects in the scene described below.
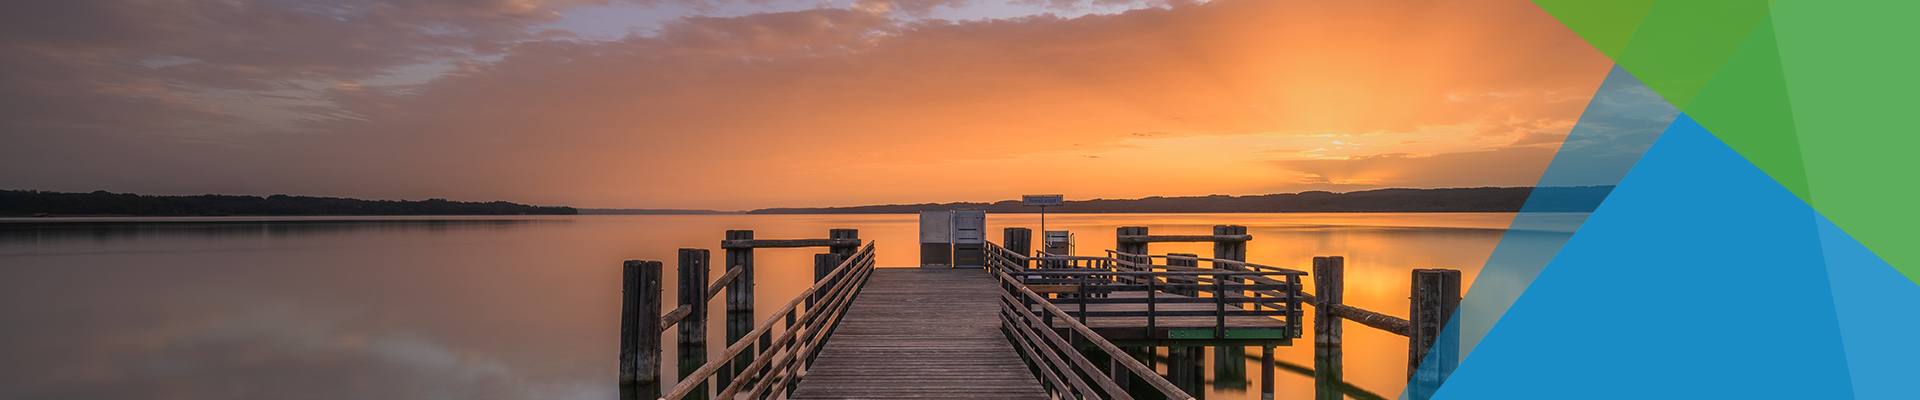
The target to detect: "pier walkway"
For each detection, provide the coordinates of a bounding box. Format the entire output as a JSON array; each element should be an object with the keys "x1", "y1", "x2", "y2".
[
  {"x1": 790, "y1": 268, "x2": 1048, "y2": 399},
  {"x1": 627, "y1": 226, "x2": 1449, "y2": 400}
]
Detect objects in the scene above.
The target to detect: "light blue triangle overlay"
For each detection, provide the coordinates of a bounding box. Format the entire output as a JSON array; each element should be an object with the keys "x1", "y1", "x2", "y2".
[
  {"x1": 1818, "y1": 213, "x2": 1920, "y2": 400},
  {"x1": 1429, "y1": 115, "x2": 1855, "y2": 398},
  {"x1": 1451, "y1": 64, "x2": 1681, "y2": 364}
]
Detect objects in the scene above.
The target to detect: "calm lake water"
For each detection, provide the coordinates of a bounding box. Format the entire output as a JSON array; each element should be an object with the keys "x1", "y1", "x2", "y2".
[{"x1": 0, "y1": 213, "x2": 1579, "y2": 400}]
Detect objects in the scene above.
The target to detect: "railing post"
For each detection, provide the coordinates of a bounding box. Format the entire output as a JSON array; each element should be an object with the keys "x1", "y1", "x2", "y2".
[
  {"x1": 1408, "y1": 269, "x2": 1462, "y2": 399},
  {"x1": 619, "y1": 260, "x2": 663, "y2": 398},
  {"x1": 677, "y1": 250, "x2": 710, "y2": 400},
  {"x1": 721, "y1": 230, "x2": 754, "y2": 388},
  {"x1": 1313, "y1": 256, "x2": 1344, "y2": 400}
]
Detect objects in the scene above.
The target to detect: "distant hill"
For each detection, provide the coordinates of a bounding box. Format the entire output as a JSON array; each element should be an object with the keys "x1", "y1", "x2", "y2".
[
  {"x1": 0, "y1": 190, "x2": 577, "y2": 216},
  {"x1": 580, "y1": 208, "x2": 742, "y2": 215},
  {"x1": 747, "y1": 186, "x2": 1613, "y2": 214}
]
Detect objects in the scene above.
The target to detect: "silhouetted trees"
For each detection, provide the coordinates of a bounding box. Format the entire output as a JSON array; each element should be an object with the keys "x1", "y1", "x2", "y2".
[{"x1": 1, "y1": 190, "x2": 577, "y2": 216}]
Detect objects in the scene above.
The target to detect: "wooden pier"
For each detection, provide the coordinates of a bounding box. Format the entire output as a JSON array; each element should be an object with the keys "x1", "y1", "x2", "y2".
[
  {"x1": 791, "y1": 268, "x2": 1048, "y2": 399},
  {"x1": 618, "y1": 225, "x2": 1461, "y2": 400}
]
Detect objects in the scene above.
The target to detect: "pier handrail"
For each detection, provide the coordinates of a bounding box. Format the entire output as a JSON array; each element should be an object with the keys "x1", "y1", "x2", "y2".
[
  {"x1": 986, "y1": 241, "x2": 1193, "y2": 400},
  {"x1": 659, "y1": 241, "x2": 878, "y2": 400}
]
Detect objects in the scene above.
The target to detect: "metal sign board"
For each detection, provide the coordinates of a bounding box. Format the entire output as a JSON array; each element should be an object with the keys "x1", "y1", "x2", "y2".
[{"x1": 1022, "y1": 194, "x2": 1064, "y2": 206}]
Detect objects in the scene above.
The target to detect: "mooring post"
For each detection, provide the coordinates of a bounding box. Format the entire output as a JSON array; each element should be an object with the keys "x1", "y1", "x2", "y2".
[
  {"x1": 1168, "y1": 346, "x2": 1188, "y2": 390},
  {"x1": 1214, "y1": 345, "x2": 1247, "y2": 391},
  {"x1": 1004, "y1": 227, "x2": 1031, "y2": 267},
  {"x1": 1408, "y1": 269, "x2": 1462, "y2": 398},
  {"x1": 1174, "y1": 346, "x2": 1205, "y2": 395},
  {"x1": 811, "y1": 253, "x2": 841, "y2": 308},
  {"x1": 1212, "y1": 225, "x2": 1248, "y2": 264},
  {"x1": 1116, "y1": 226, "x2": 1149, "y2": 264},
  {"x1": 721, "y1": 230, "x2": 754, "y2": 388},
  {"x1": 1214, "y1": 225, "x2": 1249, "y2": 305},
  {"x1": 619, "y1": 260, "x2": 663, "y2": 398},
  {"x1": 1313, "y1": 256, "x2": 1345, "y2": 400},
  {"x1": 829, "y1": 228, "x2": 858, "y2": 260},
  {"x1": 1168, "y1": 252, "x2": 1199, "y2": 297},
  {"x1": 1262, "y1": 345, "x2": 1277, "y2": 400},
  {"x1": 807, "y1": 253, "x2": 841, "y2": 374},
  {"x1": 676, "y1": 250, "x2": 709, "y2": 400}
]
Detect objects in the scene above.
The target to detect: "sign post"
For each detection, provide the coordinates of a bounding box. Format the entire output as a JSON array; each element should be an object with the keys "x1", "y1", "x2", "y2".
[{"x1": 1022, "y1": 194, "x2": 1064, "y2": 234}]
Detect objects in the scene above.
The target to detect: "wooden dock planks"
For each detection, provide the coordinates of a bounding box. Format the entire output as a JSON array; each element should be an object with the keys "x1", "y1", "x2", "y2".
[{"x1": 791, "y1": 268, "x2": 1049, "y2": 400}]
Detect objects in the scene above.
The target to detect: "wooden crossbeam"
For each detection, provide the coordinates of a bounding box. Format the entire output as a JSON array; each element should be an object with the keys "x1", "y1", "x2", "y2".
[
  {"x1": 1118, "y1": 234, "x2": 1253, "y2": 243},
  {"x1": 721, "y1": 238, "x2": 863, "y2": 249}
]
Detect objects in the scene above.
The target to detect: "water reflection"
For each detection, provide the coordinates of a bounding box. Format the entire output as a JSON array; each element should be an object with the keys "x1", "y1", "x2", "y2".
[{"x1": 0, "y1": 213, "x2": 1544, "y2": 400}]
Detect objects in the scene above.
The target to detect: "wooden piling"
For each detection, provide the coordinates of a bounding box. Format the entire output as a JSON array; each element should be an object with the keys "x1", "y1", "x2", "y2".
[
  {"x1": 675, "y1": 250, "x2": 709, "y2": 400},
  {"x1": 721, "y1": 230, "x2": 754, "y2": 388},
  {"x1": 1408, "y1": 269, "x2": 1461, "y2": 382},
  {"x1": 1004, "y1": 227, "x2": 1031, "y2": 260},
  {"x1": 619, "y1": 260, "x2": 662, "y2": 397},
  {"x1": 1116, "y1": 226, "x2": 1149, "y2": 261},
  {"x1": 1168, "y1": 346, "x2": 1189, "y2": 390},
  {"x1": 1212, "y1": 225, "x2": 1248, "y2": 263},
  {"x1": 811, "y1": 253, "x2": 841, "y2": 308},
  {"x1": 1213, "y1": 345, "x2": 1246, "y2": 391},
  {"x1": 1168, "y1": 252, "x2": 1199, "y2": 297},
  {"x1": 1313, "y1": 256, "x2": 1344, "y2": 400},
  {"x1": 1313, "y1": 256, "x2": 1344, "y2": 347},
  {"x1": 1262, "y1": 345, "x2": 1277, "y2": 400},
  {"x1": 829, "y1": 229, "x2": 859, "y2": 260}
]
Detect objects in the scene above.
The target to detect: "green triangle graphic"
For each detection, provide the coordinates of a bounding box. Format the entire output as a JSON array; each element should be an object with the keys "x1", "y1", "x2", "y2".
[
  {"x1": 1530, "y1": 0, "x2": 1660, "y2": 59},
  {"x1": 1614, "y1": 0, "x2": 1774, "y2": 109},
  {"x1": 1681, "y1": 14, "x2": 1812, "y2": 202},
  {"x1": 1772, "y1": 0, "x2": 1920, "y2": 285},
  {"x1": 1536, "y1": 0, "x2": 1920, "y2": 283}
]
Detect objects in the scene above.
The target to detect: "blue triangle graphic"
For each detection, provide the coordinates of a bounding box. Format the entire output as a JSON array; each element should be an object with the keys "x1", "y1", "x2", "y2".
[
  {"x1": 1430, "y1": 115, "x2": 1854, "y2": 398},
  {"x1": 1442, "y1": 64, "x2": 1681, "y2": 373},
  {"x1": 1818, "y1": 214, "x2": 1920, "y2": 399}
]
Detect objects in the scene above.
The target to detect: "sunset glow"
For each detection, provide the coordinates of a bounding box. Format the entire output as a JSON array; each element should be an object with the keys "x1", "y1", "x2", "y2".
[{"x1": 0, "y1": 0, "x2": 1612, "y2": 209}]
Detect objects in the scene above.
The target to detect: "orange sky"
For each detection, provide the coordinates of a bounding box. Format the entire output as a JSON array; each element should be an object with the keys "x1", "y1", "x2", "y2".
[{"x1": 0, "y1": 0, "x2": 1612, "y2": 209}]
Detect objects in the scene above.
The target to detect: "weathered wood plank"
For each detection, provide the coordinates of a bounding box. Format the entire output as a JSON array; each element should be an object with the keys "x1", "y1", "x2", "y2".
[{"x1": 790, "y1": 268, "x2": 1048, "y2": 400}]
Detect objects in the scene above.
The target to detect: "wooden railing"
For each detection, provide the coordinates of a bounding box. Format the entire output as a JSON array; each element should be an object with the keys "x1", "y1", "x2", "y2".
[
  {"x1": 659, "y1": 242, "x2": 876, "y2": 400},
  {"x1": 986, "y1": 241, "x2": 1194, "y2": 400}
]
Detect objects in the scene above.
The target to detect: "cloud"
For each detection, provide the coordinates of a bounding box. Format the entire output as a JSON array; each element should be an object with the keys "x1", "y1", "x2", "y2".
[
  {"x1": 0, "y1": 0, "x2": 1610, "y2": 209},
  {"x1": 1272, "y1": 146, "x2": 1561, "y2": 189}
]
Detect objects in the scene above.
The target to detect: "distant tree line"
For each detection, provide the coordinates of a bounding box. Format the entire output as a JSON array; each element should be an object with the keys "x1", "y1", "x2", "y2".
[
  {"x1": 746, "y1": 186, "x2": 1615, "y2": 214},
  {"x1": 1, "y1": 190, "x2": 577, "y2": 216}
]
